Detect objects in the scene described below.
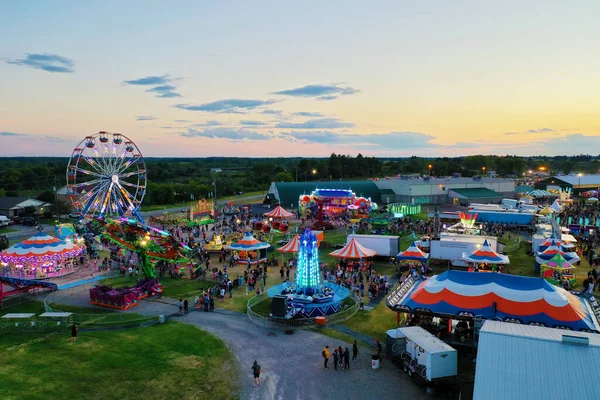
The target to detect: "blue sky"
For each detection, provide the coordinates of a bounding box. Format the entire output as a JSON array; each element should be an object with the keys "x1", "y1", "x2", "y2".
[{"x1": 1, "y1": 1, "x2": 599, "y2": 156}]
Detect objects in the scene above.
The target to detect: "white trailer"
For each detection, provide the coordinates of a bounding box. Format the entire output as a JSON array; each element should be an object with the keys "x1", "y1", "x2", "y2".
[
  {"x1": 429, "y1": 233, "x2": 498, "y2": 267},
  {"x1": 347, "y1": 234, "x2": 399, "y2": 257},
  {"x1": 387, "y1": 327, "x2": 457, "y2": 385},
  {"x1": 501, "y1": 198, "x2": 519, "y2": 209}
]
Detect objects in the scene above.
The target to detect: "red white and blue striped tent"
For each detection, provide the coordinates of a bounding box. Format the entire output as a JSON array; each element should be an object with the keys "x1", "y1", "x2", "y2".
[
  {"x1": 0, "y1": 232, "x2": 84, "y2": 264},
  {"x1": 396, "y1": 241, "x2": 429, "y2": 262},
  {"x1": 264, "y1": 205, "x2": 294, "y2": 219},
  {"x1": 330, "y1": 238, "x2": 377, "y2": 259},
  {"x1": 277, "y1": 234, "x2": 300, "y2": 253},
  {"x1": 462, "y1": 240, "x2": 509, "y2": 264},
  {"x1": 225, "y1": 231, "x2": 270, "y2": 251},
  {"x1": 536, "y1": 240, "x2": 580, "y2": 265}
]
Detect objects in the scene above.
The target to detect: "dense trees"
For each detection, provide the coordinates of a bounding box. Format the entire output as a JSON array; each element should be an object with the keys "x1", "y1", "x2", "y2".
[{"x1": 0, "y1": 154, "x2": 598, "y2": 207}]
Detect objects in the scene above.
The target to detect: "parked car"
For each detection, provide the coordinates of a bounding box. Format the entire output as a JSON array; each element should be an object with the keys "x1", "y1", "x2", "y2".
[
  {"x1": 11, "y1": 216, "x2": 23, "y2": 224},
  {"x1": 0, "y1": 215, "x2": 9, "y2": 227},
  {"x1": 22, "y1": 216, "x2": 39, "y2": 226},
  {"x1": 68, "y1": 212, "x2": 82, "y2": 220}
]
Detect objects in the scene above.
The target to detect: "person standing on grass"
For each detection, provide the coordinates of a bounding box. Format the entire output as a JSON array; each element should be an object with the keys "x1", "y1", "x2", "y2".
[
  {"x1": 322, "y1": 345, "x2": 330, "y2": 369},
  {"x1": 183, "y1": 299, "x2": 189, "y2": 315},
  {"x1": 252, "y1": 360, "x2": 261, "y2": 387},
  {"x1": 352, "y1": 340, "x2": 358, "y2": 360},
  {"x1": 71, "y1": 323, "x2": 78, "y2": 343}
]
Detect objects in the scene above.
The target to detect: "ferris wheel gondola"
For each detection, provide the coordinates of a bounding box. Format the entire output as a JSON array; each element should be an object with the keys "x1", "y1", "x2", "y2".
[{"x1": 66, "y1": 132, "x2": 147, "y2": 220}]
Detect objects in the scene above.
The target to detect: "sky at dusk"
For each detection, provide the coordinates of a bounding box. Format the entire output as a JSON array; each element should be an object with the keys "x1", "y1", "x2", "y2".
[{"x1": 1, "y1": 1, "x2": 600, "y2": 157}]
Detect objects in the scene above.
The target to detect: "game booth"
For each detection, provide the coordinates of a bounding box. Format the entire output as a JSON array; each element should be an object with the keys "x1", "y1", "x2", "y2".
[
  {"x1": 330, "y1": 237, "x2": 377, "y2": 272},
  {"x1": 188, "y1": 198, "x2": 215, "y2": 226},
  {"x1": 0, "y1": 232, "x2": 85, "y2": 279},
  {"x1": 461, "y1": 240, "x2": 509, "y2": 272},
  {"x1": 225, "y1": 230, "x2": 271, "y2": 266},
  {"x1": 540, "y1": 252, "x2": 576, "y2": 287},
  {"x1": 535, "y1": 237, "x2": 580, "y2": 274},
  {"x1": 396, "y1": 241, "x2": 430, "y2": 270}
]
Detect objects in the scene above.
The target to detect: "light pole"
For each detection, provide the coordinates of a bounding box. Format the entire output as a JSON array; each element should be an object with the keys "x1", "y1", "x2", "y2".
[
  {"x1": 428, "y1": 164, "x2": 432, "y2": 176},
  {"x1": 578, "y1": 173, "x2": 583, "y2": 196}
]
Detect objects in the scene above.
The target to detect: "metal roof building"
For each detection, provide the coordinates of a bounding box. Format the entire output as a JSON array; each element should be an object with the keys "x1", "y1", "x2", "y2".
[
  {"x1": 535, "y1": 174, "x2": 600, "y2": 195},
  {"x1": 267, "y1": 181, "x2": 381, "y2": 208},
  {"x1": 474, "y1": 320, "x2": 600, "y2": 400}
]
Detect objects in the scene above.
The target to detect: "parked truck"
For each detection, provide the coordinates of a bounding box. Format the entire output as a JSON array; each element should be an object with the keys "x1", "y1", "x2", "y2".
[
  {"x1": 347, "y1": 234, "x2": 399, "y2": 257},
  {"x1": 387, "y1": 327, "x2": 458, "y2": 389}
]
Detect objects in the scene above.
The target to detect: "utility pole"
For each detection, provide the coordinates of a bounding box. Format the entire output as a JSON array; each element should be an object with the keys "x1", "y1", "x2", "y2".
[{"x1": 54, "y1": 176, "x2": 60, "y2": 223}]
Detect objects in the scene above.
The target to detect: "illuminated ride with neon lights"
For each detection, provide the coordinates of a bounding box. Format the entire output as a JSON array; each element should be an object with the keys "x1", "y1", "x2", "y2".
[
  {"x1": 266, "y1": 229, "x2": 351, "y2": 319},
  {"x1": 445, "y1": 212, "x2": 482, "y2": 235},
  {"x1": 299, "y1": 189, "x2": 375, "y2": 219},
  {"x1": 66, "y1": 131, "x2": 147, "y2": 221}
]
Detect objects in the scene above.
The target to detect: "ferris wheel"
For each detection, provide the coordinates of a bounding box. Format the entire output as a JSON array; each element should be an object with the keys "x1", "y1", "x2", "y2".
[{"x1": 66, "y1": 131, "x2": 147, "y2": 220}]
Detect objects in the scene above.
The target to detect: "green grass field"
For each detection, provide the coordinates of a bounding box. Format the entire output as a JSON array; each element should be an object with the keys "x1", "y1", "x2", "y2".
[{"x1": 0, "y1": 322, "x2": 237, "y2": 400}]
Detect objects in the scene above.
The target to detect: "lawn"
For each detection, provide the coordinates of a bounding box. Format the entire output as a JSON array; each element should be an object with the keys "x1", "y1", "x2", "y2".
[
  {"x1": 99, "y1": 275, "x2": 218, "y2": 299},
  {"x1": 0, "y1": 227, "x2": 17, "y2": 234},
  {"x1": 340, "y1": 297, "x2": 402, "y2": 342},
  {"x1": 0, "y1": 322, "x2": 238, "y2": 400}
]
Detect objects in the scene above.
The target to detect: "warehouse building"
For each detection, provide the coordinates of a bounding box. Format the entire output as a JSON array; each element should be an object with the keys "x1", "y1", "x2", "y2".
[
  {"x1": 535, "y1": 174, "x2": 600, "y2": 195},
  {"x1": 374, "y1": 176, "x2": 515, "y2": 205}
]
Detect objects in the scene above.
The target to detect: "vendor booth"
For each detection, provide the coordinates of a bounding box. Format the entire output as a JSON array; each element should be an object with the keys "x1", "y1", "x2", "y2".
[
  {"x1": 540, "y1": 253, "x2": 576, "y2": 287},
  {"x1": 461, "y1": 239, "x2": 509, "y2": 272}
]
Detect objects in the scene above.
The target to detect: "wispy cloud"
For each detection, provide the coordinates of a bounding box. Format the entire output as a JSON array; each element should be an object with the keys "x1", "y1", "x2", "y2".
[
  {"x1": 281, "y1": 131, "x2": 440, "y2": 149},
  {"x1": 175, "y1": 99, "x2": 277, "y2": 114},
  {"x1": 0, "y1": 131, "x2": 65, "y2": 141},
  {"x1": 136, "y1": 116, "x2": 156, "y2": 121},
  {"x1": 273, "y1": 83, "x2": 358, "y2": 100},
  {"x1": 240, "y1": 120, "x2": 267, "y2": 126},
  {"x1": 292, "y1": 112, "x2": 324, "y2": 117},
  {"x1": 174, "y1": 119, "x2": 191, "y2": 123},
  {"x1": 275, "y1": 118, "x2": 354, "y2": 129},
  {"x1": 527, "y1": 128, "x2": 555, "y2": 133},
  {"x1": 504, "y1": 132, "x2": 520, "y2": 135},
  {"x1": 145, "y1": 85, "x2": 181, "y2": 98},
  {"x1": 123, "y1": 75, "x2": 182, "y2": 98},
  {"x1": 179, "y1": 127, "x2": 271, "y2": 141},
  {"x1": 5, "y1": 53, "x2": 75, "y2": 73},
  {"x1": 261, "y1": 109, "x2": 282, "y2": 115},
  {"x1": 190, "y1": 120, "x2": 223, "y2": 127},
  {"x1": 123, "y1": 75, "x2": 171, "y2": 86},
  {"x1": 0, "y1": 131, "x2": 27, "y2": 137}
]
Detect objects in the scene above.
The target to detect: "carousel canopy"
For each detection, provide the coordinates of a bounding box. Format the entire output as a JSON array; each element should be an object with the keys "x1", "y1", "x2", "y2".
[
  {"x1": 264, "y1": 205, "x2": 294, "y2": 218},
  {"x1": 390, "y1": 270, "x2": 598, "y2": 331},
  {"x1": 277, "y1": 234, "x2": 300, "y2": 253},
  {"x1": 0, "y1": 232, "x2": 83, "y2": 264},
  {"x1": 526, "y1": 189, "x2": 555, "y2": 198},
  {"x1": 396, "y1": 241, "x2": 429, "y2": 262},
  {"x1": 225, "y1": 231, "x2": 271, "y2": 251},
  {"x1": 543, "y1": 253, "x2": 574, "y2": 270},
  {"x1": 330, "y1": 237, "x2": 377, "y2": 259},
  {"x1": 462, "y1": 240, "x2": 509, "y2": 264}
]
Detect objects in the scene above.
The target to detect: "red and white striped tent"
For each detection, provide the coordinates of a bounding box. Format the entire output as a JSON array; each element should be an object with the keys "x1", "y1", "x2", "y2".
[
  {"x1": 330, "y1": 238, "x2": 377, "y2": 259},
  {"x1": 277, "y1": 234, "x2": 300, "y2": 253},
  {"x1": 264, "y1": 205, "x2": 294, "y2": 219}
]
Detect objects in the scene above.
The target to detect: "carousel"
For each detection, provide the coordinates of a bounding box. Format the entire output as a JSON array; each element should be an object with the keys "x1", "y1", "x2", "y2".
[
  {"x1": 330, "y1": 237, "x2": 377, "y2": 272},
  {"x1": 225, "y1": 230, "x2": 271, "y2": 266},
  {"x1": 0, "y1": 232, "x2": 85, "y2": 279},
  {"x1": 540, "y1": 252, "x2": 576, "y2": 287},
  {"x1": 461, "y1": 239, "x2": 509, "y2": 272}
]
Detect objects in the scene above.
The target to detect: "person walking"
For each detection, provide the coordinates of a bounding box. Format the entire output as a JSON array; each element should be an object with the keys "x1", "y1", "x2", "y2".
[
  {"x1": 343, "y1": 347, "x2": 350, "y2": 369},
  {"x1": 322, "y1": 345, "x2": 330, "y2": 369},
  {"x1": 71, "y1": 323, "x2": 78, "y2": 343},
  {"x1": 251, "y1": 360, "x2": 261, "y2": 387},
  {"x1": 183, "y1": 299, "x2": 189, "y2": 315},
  {"x1": 178, "y1": 299, "x2": 184, "y2": 316},
  {"x1": 332, "y1": 349, "x2": 339, "y2": 370},
  {"x1": 352, "y1": 340, "x2": 358, "y2": 360}
]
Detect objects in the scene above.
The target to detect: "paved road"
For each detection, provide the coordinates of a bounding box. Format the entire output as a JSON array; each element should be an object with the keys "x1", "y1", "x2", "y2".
[{"x1": 3, "y1": 223, "x2": 55, "y2": 243}]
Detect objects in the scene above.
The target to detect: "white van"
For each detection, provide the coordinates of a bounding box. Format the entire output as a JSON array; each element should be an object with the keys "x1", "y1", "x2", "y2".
[{"x1": 0, "y1": 216, "x2": 9, "y2": 227}]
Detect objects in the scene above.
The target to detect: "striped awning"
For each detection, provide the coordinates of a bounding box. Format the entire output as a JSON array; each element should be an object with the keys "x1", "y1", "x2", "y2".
[
  {"x1": 225, "y1": 231, "x2": 270, "y2": 251},
  {"x1": 1, "y1": 232, "x2": 84, "y2": 264},
  {"x1": 264, "y1": 205, "x2": 294, "y2": 218},
  {"x1": 277, "y1": 234, "x2": 300, "y2": 253},
  {"x1": 330, "y1": 238, "x2": 377, "y2": 259}
]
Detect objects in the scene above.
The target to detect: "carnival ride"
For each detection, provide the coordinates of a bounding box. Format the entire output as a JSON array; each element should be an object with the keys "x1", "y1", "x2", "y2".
[
  {"x1": 298, "y1": 189, "x2": 375, "y2": 229},
  {"x1": 66, "y1": 131, "x2": 147, "y2": 221},
  {"x1": 0, "y1": 232, "x2": 85, "y2": 279},
  {"x1": 255, "y1": 205, "x2": 293, "y2": 233},
  {"x1": 0, "y1": 276, "x2": 58, "y2": 307},
  {"x1": 189, "y1": 198, "x2": 215, "y2": 225},
  {"x1": 387, "y1": 270, "x2": 600, "y2": 332},
  {"x1": 89, "y1": 218, "x2": 192, "y2": 309},
  {"x1": 225, "y1": 230, "x2": 270, "y2": 266},
  {"x1": 267, "y1": 229, "x2": 351, "y2": 319}
]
